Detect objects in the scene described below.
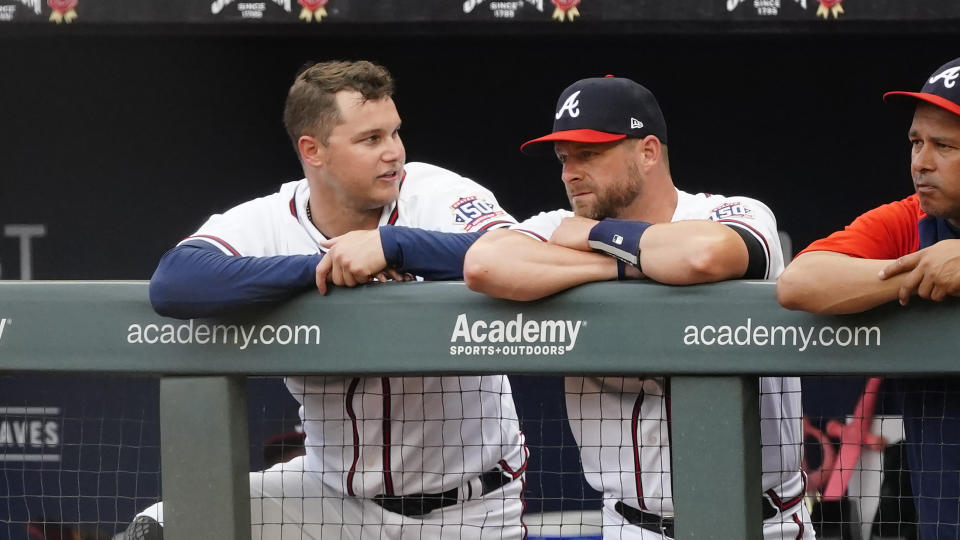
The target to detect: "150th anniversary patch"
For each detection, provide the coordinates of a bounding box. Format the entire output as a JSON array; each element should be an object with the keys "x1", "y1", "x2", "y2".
[{"x1": 451, "y1": 196, "x2": 508, "y2": 231}]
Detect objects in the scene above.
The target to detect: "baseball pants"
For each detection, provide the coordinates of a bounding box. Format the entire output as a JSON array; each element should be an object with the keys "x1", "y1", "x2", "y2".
[
  {"x1": 600, "y1": 497, "x2": 815, "y2": 539},
  {"x1": 137, "y1": 455, "x2": 525, "y2": 540}
]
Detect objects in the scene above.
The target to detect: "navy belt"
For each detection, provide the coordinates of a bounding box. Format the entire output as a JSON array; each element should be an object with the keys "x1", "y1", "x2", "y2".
[
  {"x1": 615, "y1": 502, "x2": 675, "y2": 537},
  {"x1": 615, "y1": 495, "x2": 797, "y2": 537},
  {"x1": 373, "y1": 469, "x2": 514, "y2": 517}
]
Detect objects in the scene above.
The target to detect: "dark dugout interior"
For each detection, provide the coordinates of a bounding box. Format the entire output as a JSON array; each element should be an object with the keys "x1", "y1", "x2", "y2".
[
  {"x1": 0, "y1": 27, "x2": 954, "y2": 535},
  {"x1": 0, "y1": 31, "x2": 951, "y2": 279}
]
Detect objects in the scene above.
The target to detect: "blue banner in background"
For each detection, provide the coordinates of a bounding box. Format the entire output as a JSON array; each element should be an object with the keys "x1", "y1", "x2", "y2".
[{"x1": 0, "y1": 375, "x2": 160, "y2": 540}]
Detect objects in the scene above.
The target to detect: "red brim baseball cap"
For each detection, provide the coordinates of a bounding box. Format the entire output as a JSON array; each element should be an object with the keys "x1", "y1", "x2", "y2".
[
  {"x1": 883, "y1": 91, "x2": 960, "y2": 117},
  {"x1": 883, "y1": 57, "x2": 960, "y2": 117},
  {"x1": 519, "y1": 129, "x2": 627, "y2": 152},
  {"x1": 520, "y1": 76, "x2": 668, "y2": 155}
]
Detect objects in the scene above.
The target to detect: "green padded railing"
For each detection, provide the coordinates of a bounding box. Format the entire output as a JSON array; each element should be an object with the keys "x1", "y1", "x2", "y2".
[{"x1": 0, "y1": 280, "x2": 951, "y2": 539}]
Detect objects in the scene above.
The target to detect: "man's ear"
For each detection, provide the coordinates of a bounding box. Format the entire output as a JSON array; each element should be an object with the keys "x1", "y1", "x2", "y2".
[
  {"x1": 637, "y1": 135, "x2": 662, "y2": 171},
  {"x1": 298, "y1": 135, "x2": 324, "y2": 168}
]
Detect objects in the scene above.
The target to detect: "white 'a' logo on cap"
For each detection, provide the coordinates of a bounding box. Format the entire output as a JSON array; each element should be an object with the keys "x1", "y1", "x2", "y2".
[
  {"x1": 929, "y1": 66, "x2": 960, "y2": 89},
  {"x1": 556, "y1": 90, "x2": 582, "y2": 119}
]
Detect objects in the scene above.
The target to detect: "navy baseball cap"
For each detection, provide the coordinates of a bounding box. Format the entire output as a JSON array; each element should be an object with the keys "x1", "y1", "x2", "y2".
[
  {"x1": 520, "y1": 75, "x2": 668, "y2": 154},
  {"x1": 883, "y1": 57, "x2": 960, "y2": 117}
]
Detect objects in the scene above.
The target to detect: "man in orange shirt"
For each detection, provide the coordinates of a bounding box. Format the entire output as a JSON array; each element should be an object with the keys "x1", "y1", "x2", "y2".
[{"x1": 778, "y1": 57, "x2": 960, "y2": 538}]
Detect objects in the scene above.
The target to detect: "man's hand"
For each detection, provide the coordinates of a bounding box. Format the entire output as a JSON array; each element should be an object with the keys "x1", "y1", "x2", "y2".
[
  {"x1": 314, "y1": 230, "x2": 408, "y2": 295},
  {"x1": 879, "y1": 239, "x2": 960, "y2": 305},
  {"x1": 549, "y1": 216, "x2": 598, "y2": 252}
]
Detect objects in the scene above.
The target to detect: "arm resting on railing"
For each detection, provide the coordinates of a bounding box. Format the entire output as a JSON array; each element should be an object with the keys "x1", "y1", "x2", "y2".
[{"x1": 149, "y1": 242, "x2": 322, "y2": 319}]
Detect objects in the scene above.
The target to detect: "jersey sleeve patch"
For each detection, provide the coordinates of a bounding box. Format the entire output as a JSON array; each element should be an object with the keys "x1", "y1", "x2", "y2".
[
  {"x1": 451, "y1": 196, "x2": 509, "y2": 232},
  {"x1": 708, "y1": 201, "x2": 754, "y2": 221}
]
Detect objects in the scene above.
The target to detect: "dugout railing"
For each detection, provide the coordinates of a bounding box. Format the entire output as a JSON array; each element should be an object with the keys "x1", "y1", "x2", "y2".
[{"x1": 0, "y1": 280, "x2": 946, "y2": 540}]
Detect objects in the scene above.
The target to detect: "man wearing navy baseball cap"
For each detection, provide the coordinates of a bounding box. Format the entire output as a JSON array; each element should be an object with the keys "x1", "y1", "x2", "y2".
[
  {"x1": 780, "y1": 57, "x2": 960, "y2": 538},
  {"x1": 520, "y1": 75, "x2": 669, "y2": 152},
  {"x1": 465, "y1": 76, "x2": 813, "y2": 539}
]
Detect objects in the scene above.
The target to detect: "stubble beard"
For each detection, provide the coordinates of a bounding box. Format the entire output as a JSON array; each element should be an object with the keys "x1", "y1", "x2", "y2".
[
  {"x1": 915, "y1": 173, "x2": 960, "y2": 225},
  {"x1": 571, "y1": 161, "x2": 644, "y2": 220}
]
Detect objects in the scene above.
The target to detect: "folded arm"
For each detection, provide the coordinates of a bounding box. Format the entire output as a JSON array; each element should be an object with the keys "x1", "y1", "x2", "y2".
[
  {"x1": 550, "y1": 216, "x2": 758, "y2": 285},
  {"x1": 776, "y1": 251, "x2": 903, "y2": 314},
  {"x1": 636, "y1": 220, "x2": 754, "y2": 284},
  {"x1": 149, "y1": 241, "x2": 323, "y2": 319},
  {"x1": 779, "y1": 240, "x2": 960, "y2": 314},
  {"x1": 463, "y1": 228, "x2": 618, "y2": 301},
  {"x1": 315, "y1": 227, "x2": 487, "y2": 293}
]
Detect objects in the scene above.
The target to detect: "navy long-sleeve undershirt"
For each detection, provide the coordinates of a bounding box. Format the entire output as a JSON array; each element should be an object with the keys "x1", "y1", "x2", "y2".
[
  {"x1": 149, "y1": 240, "x2": 323, "y2": 319},
  {"x1": 149, "y1": 227, "x2": 487, "y2": 319},
  {"x1": 379, "y1": 227, "x2": 482, "y2": 281}
]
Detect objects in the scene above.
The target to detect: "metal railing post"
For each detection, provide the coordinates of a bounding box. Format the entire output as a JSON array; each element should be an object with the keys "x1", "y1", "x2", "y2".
[
  {"x1": 160, "y1": 376, "x2": 251, "y2": 540},
  {"x1": 671, "y1": 376, "x2": 762, "y2": 539}
]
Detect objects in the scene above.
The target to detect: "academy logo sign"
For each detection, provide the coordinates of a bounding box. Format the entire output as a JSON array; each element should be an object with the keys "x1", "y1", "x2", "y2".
[{"x1": 449, "y1": 313, "x2": 586, "y2": 356}]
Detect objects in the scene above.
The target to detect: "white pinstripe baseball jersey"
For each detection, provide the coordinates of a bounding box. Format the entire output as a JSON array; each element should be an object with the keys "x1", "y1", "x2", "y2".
[
  {"x1": 185, "y1": 162, "x2": 527, "y2": 498},
  {"x1": 510, "y1": 189, "x2": 803, "y2": 517}
]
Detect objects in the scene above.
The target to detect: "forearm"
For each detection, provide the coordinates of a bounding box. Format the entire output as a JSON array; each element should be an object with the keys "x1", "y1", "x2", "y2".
[
  {"x1": 150, "y1": 242, "x2": 323, "y2": 319},
  {"x1": 379, "y1": 227, "x2": 483, "y2": 280},
  {"x1": 637, "y1": 221, "x2": 749, "y2": 284},
  {"x1": 777, "y1": 251, "x2": 904, "y2": 314},
  {"x1": 464, "y1": 229, "x2": 616, "y2": 301}
]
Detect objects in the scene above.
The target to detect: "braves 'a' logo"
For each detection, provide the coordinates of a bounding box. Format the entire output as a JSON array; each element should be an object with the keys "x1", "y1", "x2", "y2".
[
  {"x1": 556, "y1": 90, "x2": 582, "y2": 120},
  {"x1": 929, "y1": 66, "x2": 960, "y2": 89}
]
